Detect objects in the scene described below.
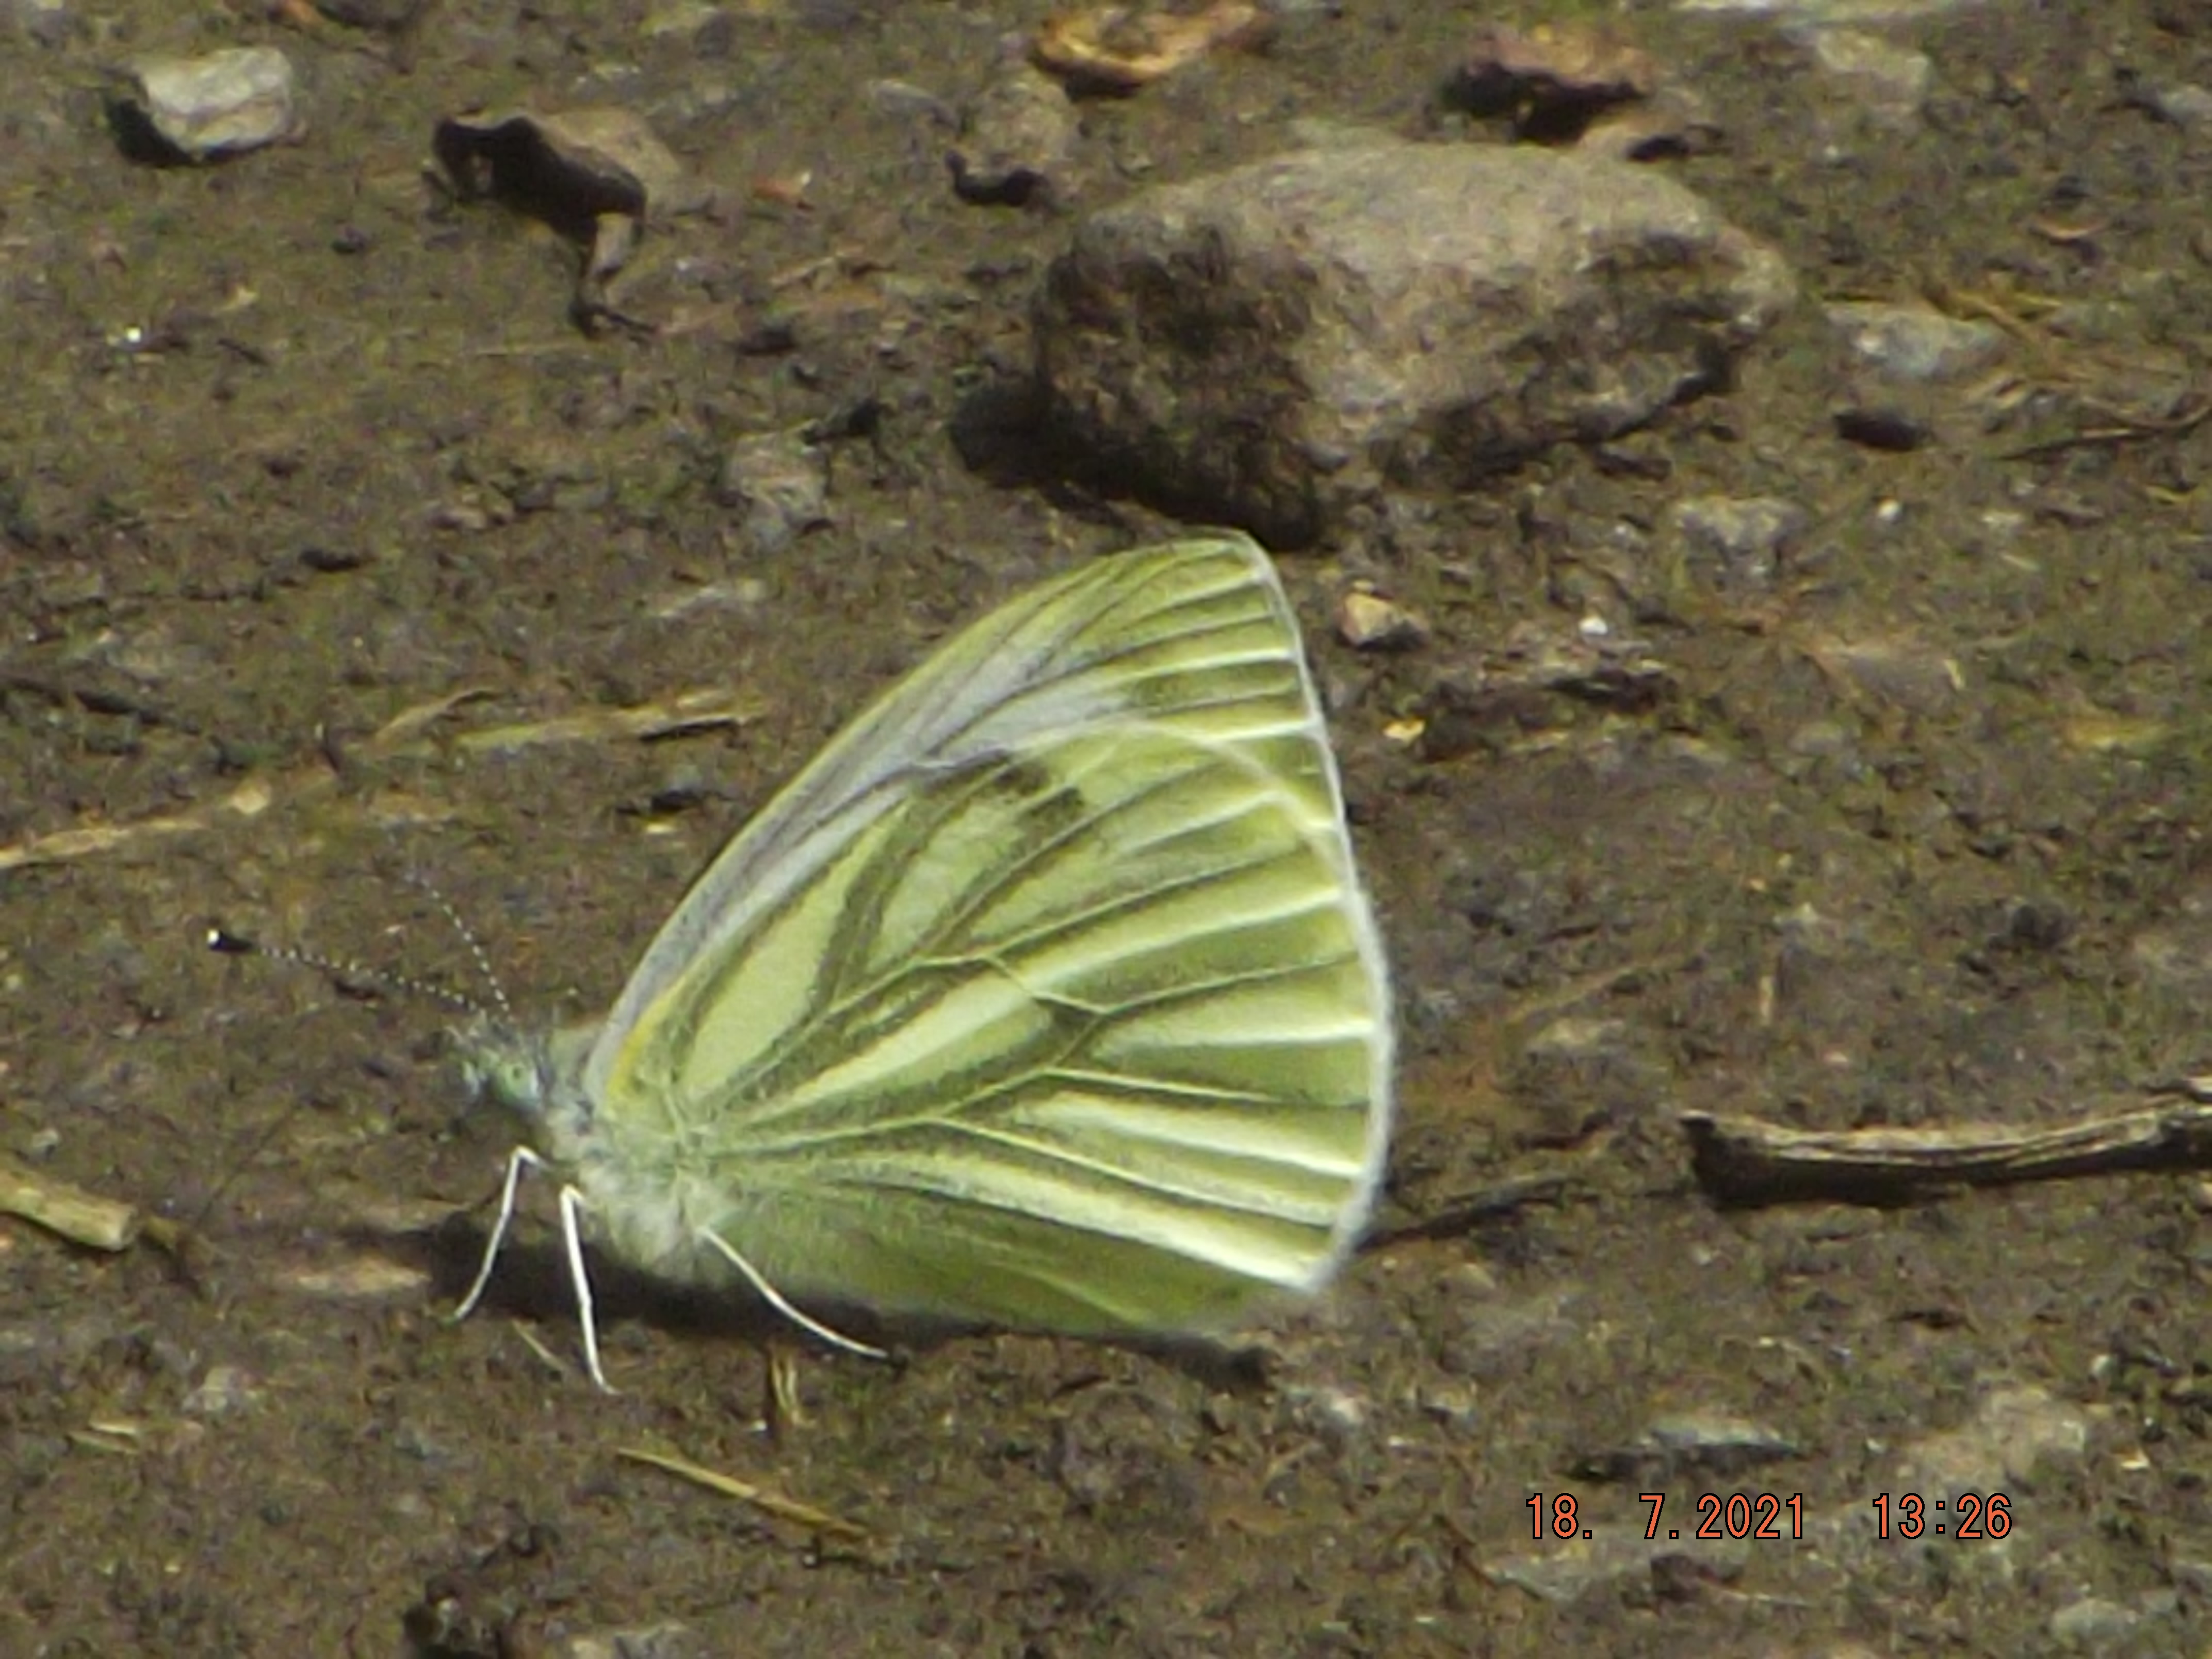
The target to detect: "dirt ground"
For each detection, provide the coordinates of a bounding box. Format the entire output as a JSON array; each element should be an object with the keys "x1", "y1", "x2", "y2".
[{"x1": 5, "y1": 1, "x2": 2212, "y2": 1653}]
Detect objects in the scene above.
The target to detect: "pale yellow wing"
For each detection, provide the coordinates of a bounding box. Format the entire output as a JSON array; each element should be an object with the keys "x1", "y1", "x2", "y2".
[{"x1": 582, "y1": 533, "x2": 1392, "y2": 1334}]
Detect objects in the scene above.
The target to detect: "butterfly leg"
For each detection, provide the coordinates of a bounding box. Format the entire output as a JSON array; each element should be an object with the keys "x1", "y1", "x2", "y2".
[
  {"x1": 696, "y1": 1228, "x2": 887, "y2": 1361},
  {"x1": 452, "y1": 1144, "x2": 545, "y2": 1321},
  {"x1": 557, "y1": 1180, "x2": 614, "y2": 1392}
]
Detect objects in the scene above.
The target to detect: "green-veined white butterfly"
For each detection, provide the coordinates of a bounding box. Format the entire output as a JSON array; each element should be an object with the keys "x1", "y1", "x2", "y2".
[{"x1": 458, "y1": 530, "x2": 1393, "y2": 1387}]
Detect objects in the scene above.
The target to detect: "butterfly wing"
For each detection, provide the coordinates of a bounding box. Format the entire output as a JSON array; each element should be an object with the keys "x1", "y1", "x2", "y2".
[{"x1": 585, "y1": 532, "x2": 1392, "y2": 1333}]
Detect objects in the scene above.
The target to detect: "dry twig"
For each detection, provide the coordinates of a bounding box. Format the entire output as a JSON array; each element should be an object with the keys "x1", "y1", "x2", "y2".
[
  {"x1": 618, "y1": 1445, "x2": 870, "y2": 1541},
  {"x1": 1681, "y1": 1092, "x2": 2212, "y2": 1207}
]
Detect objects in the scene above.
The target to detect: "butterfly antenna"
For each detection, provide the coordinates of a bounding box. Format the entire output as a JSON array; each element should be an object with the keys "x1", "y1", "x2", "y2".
[
  {"x1": 205, "y1": 925, "x2": 485, "y2": 1016},
  {"x1": 403, "y1": 869, "x2": 513, "y2": 1022}
]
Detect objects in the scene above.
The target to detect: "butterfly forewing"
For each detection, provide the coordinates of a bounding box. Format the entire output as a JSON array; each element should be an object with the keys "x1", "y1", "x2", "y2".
[
  {"x1": 579, "y1": 533, "x2": 1392, "y2": 1338},
  {"x1": 586, "y1": 537, "x2": 1323, "y2": 1099}
]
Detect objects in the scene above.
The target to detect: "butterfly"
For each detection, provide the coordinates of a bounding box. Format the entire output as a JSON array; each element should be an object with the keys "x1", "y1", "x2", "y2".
[{"x1": 457, "y1": 531, "x2": 1394, "y2": 1387}]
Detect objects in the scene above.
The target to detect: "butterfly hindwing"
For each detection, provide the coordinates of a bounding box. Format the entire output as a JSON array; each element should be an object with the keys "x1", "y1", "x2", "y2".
[{"x1": 606, "y1": 723, "x2": 1383, "y2": 1331}]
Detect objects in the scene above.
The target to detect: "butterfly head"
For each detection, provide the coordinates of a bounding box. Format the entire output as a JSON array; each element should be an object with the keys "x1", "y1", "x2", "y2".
[
  {"x1": 458, "y1": 1020, "x2": 551, "y2": 1119},
  {"x1": 456, "y1": 1016, "x2": 603, "y2": 1160}
]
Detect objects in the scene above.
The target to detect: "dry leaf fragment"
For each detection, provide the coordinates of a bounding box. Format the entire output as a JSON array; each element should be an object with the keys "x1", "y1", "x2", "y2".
[{"x1": 1032, "y1": 1, "x2": 1273, "y2": 95}]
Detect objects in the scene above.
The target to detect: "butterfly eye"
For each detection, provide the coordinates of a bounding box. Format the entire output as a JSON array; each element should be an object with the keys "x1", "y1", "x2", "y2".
[
  {"x1": 499, "y1": 1054, "x2": 545, "y2": 1112},
  {"x1": 463, "y1": 1045, "x2": 544, "y2": 1117}
]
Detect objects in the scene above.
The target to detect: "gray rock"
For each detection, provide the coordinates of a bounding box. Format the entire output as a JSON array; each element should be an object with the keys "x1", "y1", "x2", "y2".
[
  {"x1": 641, "y1": 1, "x2": 722, "y2": 40},
  {"x1": 12, "y1": 0, "x2": 76, "y2": 47},
  {"x1": 1894, "y1": 1382, "x2": 2087, "y2": 1499},
  {"x1": 2048, "y1": 1597, "x2": 2146, "y2": 1647},
  {"x1": 950, "y1": 62, "x2": 1079, "y2": 206},
  {"x1": 718, "y1": 430, "x2": 831, "y2": 554},
  {"x1": 2148, "y1": 81, "x2": 2212, "y2": 127},
  {"x1": 313, "y1": 0, "x2": 431, "y2": 29},
  {"x1": 1486, "y1": 1528, "x2": 1753, "y2": 1604},
  {"x1": 1507, "y1": 1014, "x2": 1668, "y2": 1143},
  {"x1": 1672, "y1": 493, "x2": 1808, "y2": 588},
  {"x1": 559, "y1": 1623, "x2": 703, "y2": 1659},
  {"x1": 1433, "y1": 1287, "x2": 1580, "y2": 1382},
  {"x1": 119, "y1": 46, "x2": 301, "y2": 161},
  {"x1": 1678, "y1": 0, "x2": 1986, "y2": 18},
  {"x1": 1826, "y1": 300, "x2": 2004, "y2": 381},
  {"x1": 1579, "y1": 1412, "x2": 1800, "y2": 1481},
  {"x1": 1033, "y1": 141, "x2": 1793, "y2": 544},
  {"x1": 868, "y1": 77, "x2": 958, "y2": 129},
  {"x1": 1803, "y1": 25, "x2": 1933, "y2": 125}
]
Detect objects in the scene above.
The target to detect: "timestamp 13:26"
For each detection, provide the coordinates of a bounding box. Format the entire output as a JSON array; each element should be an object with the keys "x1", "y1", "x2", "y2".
[{"x1": 1528, "y1": 1491, "x2": 2013, "y2": 1542}]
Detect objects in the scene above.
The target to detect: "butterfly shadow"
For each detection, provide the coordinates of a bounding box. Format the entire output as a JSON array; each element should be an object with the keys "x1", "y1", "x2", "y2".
[
  {"x1": 368, "y1": 1215, "x2": 1279, "y2": 1392},
  {"x1": 404, "y1": 1212, "x2": 825, "y2": 1359}
]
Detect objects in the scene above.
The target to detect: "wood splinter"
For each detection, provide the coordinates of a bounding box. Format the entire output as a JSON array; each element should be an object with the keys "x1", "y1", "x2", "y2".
[{"x1": 1680, "y1": 1086, "x2": 2212, "y2": 1207}]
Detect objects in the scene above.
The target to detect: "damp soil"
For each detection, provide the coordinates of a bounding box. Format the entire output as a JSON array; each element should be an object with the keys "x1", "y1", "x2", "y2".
[{"x1": 5, "y1": 2, "x2": 2212, "y2": 1654}]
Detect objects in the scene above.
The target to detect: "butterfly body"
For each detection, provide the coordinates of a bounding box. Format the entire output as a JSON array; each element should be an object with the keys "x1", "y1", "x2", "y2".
[{"x1": 462, "y1": 533, "x2": 1392, "y2": 1377}]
